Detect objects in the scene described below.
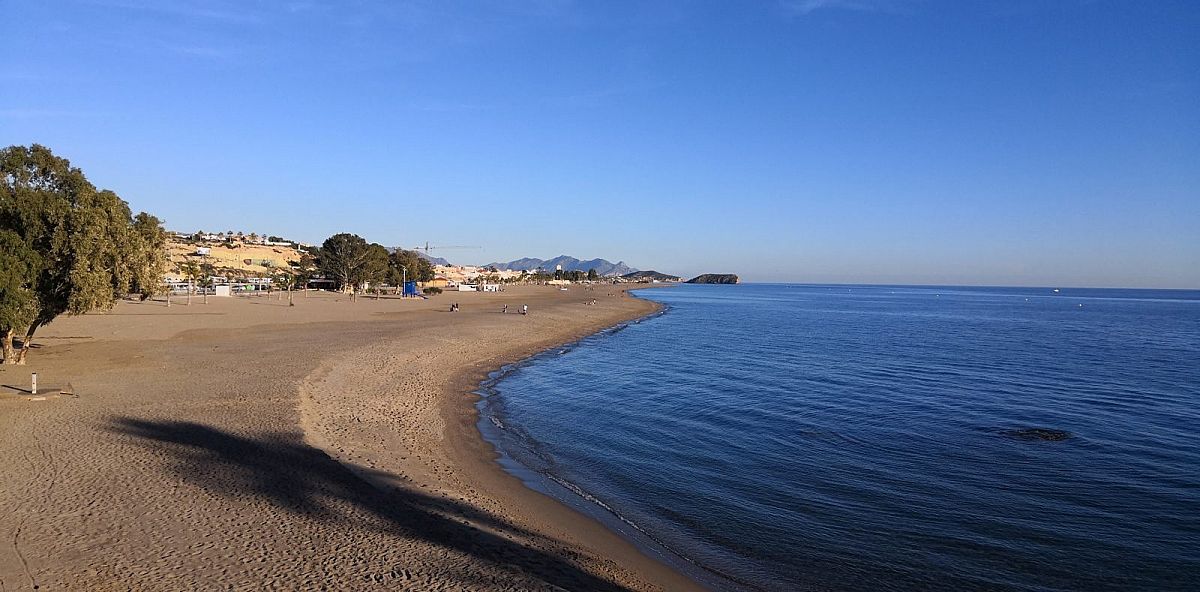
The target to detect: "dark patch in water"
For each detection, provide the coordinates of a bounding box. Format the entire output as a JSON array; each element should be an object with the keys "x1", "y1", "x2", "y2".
[{"x1": 1000, "y1": 427, "x2": 1072, "y2": 442}]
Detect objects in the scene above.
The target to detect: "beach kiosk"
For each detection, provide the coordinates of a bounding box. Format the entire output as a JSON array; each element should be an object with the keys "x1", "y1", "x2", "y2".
[{"x1": 403, "y1": 281, "x2": 418, "y2": 297}]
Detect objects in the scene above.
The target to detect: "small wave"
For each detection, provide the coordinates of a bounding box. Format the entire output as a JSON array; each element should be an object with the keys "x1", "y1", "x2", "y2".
[{"x1": 996, "y1": 427, "x2": 1073, "y2": 442}]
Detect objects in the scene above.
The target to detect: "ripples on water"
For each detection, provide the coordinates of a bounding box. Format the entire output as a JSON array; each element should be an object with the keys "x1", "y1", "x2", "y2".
[{"x1": 477, "y1": 285, "x2": 1200, "y2": 591}]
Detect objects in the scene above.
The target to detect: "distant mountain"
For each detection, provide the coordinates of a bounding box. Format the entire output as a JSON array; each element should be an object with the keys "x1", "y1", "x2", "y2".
[
  {"x1": 621, "y1": 270, "x2": 680, "y2": 282},
  {"x1": 484, "y1": 255, "x2": 637, "y2": 277},
  {"x1": 414, "y1": 251, "x2": 451, "y2": 266}
]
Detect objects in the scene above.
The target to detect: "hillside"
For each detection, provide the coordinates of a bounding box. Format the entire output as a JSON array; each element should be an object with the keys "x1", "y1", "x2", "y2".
[
  {"x1": 415, "y1": 251, "x2": 451, "y2": 266},
  {"x1": 166, "y1": 237, "x2": 305, "y2": 278},
  {"x1": 621, "y1": 271, "x2": 681, "y2": 282},
  {"x1": 686, "y1": 274, "x2": 739, "y2": 284}
]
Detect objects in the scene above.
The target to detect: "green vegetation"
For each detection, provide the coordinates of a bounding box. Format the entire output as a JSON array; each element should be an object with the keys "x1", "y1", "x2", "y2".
[
  {"x1": 553, "y1": 269, "x2": 589, "y2": 282},
  {"x1": 317, "y1": 233, "x2": 388, "y2": 296},
  {"x1": 423, "y1": 286, "x2": 443, "y2": 295},
  {"x1": 387, "y1": 249, "x2": 434, "y2": 286},
  {"x1": 1, "y1": 144, "x2": 167, "y2": 364}
]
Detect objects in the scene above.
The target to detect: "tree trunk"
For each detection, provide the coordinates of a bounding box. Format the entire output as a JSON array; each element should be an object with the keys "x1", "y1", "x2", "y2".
[
  {"x1": 14, "y1": 321, "x2": 42, "y2": 365},
  {"x1": 187, "y1": 283, "x2": 193, "y2": 305},
  {"x1": 2, "y1": 329, "x2": 15, "y2": 365}
]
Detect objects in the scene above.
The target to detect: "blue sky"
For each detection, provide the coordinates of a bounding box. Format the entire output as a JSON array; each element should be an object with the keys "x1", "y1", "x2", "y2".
[{"x1": 3, "y1": 1, "x2": 1197, "y2": 287}]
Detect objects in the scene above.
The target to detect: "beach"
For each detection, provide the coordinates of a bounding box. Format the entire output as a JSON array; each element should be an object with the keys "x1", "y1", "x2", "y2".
[{"x1": 0, "y1": 285, "x2": 700, "y2": 591}]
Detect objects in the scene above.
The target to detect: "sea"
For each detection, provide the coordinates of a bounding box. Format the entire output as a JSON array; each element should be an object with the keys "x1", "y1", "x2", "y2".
[{"x1": 475, "y1": 284, "x2": 1200, "y2": 591}]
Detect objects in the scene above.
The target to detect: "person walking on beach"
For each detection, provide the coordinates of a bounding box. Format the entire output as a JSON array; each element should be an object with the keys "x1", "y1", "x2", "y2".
[
  {"x1": 521, "y1": 304, "x2": 528, "y2": 316},
  {"x1": 502, "y1": 304, "x2": 508, "y2": 314}
]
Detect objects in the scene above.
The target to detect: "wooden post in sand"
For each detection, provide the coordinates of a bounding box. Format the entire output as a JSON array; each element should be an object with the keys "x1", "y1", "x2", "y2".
[{"x1": 31, "y1": 373, "x2": 37, "y2": 395}]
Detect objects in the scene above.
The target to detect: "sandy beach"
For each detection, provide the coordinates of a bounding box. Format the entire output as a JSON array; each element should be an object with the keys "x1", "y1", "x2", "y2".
[{"x1": 0, "y1": 285, "x2": 700, "y2": 591}]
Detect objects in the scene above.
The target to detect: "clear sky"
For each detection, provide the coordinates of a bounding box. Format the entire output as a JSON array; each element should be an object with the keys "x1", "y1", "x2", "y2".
[{"x1": 3, "y1": 1, "x2": 1197, "y2": 287}]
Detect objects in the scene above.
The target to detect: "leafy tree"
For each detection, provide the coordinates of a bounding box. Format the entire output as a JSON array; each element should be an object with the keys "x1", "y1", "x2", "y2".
[
  {"x1": 387, "y1": 249, "x2": 434, "y2": 288},
  {"x1": 0, "y1": 231, "x2": 39, "y2": 363},
  {"x1": 273, "y1": 270, "x2": 295, "y2": 304},
  {"x1": 364, "y1": 243, "x2": 390, "y2": 298},
  {"x1": 199, "y1": 263, "x2": 214, "y2": 304},
  {"x1": 178, "y1": 260, "x2": 202, "y2": 305},
  {"x1": 291, "y1": 251, "x2": 317, "y2": 297},
  {"x1": 318, "y1": 233, "x2": 386, "y2": 296},
  {"x1": 1, "y1": 144, "x2": 167, "y2": 364},
  {"x1": 130, "y1": 212, "x2": 168, "y2": 299},
  {"x1": 587, "y1": 268, "x2": 598, "y2": 281},
  {"x1": 248, "y1": 232, "x2": 259, "y2": 243}
]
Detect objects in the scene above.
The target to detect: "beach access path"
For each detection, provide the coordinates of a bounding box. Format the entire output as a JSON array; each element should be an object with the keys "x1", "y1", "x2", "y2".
[{"x1": 0, "y1": 285, "x2": 699, "y2": 591}]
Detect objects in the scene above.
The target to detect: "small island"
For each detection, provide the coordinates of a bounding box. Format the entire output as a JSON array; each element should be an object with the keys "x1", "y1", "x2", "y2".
[{"x1": 686, "y1": 274, "x2": 739, "y2": 284}]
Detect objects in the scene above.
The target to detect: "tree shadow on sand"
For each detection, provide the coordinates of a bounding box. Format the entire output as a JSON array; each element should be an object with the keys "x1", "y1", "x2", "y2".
[{"x1": 110, "y1": 418, "x2": 632, "y2": 591}]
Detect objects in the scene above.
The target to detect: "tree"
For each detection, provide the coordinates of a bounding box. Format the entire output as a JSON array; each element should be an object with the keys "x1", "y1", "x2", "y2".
[
  {"x1": 587, "y1": 268, "x2": 598, "y2": 281},
  {"x1": 130, "y1": 212, "x2": 168, "y2": 300},
  {"x1": 387, "y1": 249, "x2": 434, "y2": 291},
  {"x1": 292, "y1": 251, "x2": 317, "y2": 297},
  {"x1": 0, "y1": 231, "x2": 39, "y2": 363},
  {"x1": 364, "y1": 243, "x2": 390, "y2": 299},
  {"x1": 318, "y1": 233, "x2": 376, "y2": 296},
  {"x1": 248, "y1": 232, "x2": 259, "y2": 243},
  {"x1": 199, "y1": 264, "x2": 214, "y2": 304},
  {"x1": 178, "y1": 260, "x2": 202, "y2": 305},
  {"x1": 1, "y1": 144, "x2": 167, "y2": 364}
]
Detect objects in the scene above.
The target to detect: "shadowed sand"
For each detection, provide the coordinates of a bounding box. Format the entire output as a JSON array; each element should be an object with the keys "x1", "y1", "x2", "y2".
[{"x1": 0, "y1": 286, "x2": 700, "y2": 590}]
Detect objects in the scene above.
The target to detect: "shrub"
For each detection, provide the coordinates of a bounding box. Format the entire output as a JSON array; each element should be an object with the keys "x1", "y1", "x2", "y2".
[{"x1": 423, "y1": 286, "x2": 443, "y2": 295}]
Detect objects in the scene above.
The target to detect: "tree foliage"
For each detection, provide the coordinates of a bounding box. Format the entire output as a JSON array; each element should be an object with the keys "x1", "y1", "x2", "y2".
[
  {"x1": 364, "y1": 243, "x2": 390, "y2": 287},
  {"x1": 318, "y1": 233, "x2": 369, "y2": 290},
  {"x1": 387, "y1": 249, "x2": 434, "y2": 286},
  {"x1": 1, "y1": 144, "x2": 167, "y2": 363}
]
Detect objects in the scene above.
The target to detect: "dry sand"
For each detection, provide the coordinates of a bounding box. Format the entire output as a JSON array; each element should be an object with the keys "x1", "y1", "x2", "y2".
[{"x1": 0, "y1": 285, "x2": 701, "y2": 591}]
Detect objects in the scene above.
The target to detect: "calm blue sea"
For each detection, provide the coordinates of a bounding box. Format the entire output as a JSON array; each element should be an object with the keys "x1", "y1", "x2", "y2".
[{"x1": 476, "y1": 284, "x2": 1200, "y2": 591}]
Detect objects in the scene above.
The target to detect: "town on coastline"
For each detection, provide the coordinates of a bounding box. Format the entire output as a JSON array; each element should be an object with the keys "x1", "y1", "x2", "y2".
[{"x1": 160, "y1": 230, "x2": 696, "y2": 300}]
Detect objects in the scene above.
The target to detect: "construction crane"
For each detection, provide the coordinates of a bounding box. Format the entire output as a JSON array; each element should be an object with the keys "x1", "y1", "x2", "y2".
[{"x1": 414, "y1": 241, "x2": 481, "y2": 253}]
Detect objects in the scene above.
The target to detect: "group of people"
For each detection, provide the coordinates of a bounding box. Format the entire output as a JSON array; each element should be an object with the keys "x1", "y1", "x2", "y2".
[{"x1": 456, "y1": 302, "x2": 530, "y2": 315}]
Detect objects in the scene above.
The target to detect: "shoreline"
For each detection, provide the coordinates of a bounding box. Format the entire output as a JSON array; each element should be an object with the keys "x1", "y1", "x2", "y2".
[
  {"x1": 0, "y1": 285, "x2": 701, "y2": 590},
  {"x1": 296, "y1": 284, "x2": 705, "y2": 591},
  {"x1": 471, "y1": 300, "x2": 739, "y2": 590}
]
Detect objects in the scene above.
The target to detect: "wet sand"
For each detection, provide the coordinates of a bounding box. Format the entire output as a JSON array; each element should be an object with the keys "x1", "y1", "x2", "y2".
[{"x1": 0, "y1": 285, "x2": 700, "y2": 591}]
